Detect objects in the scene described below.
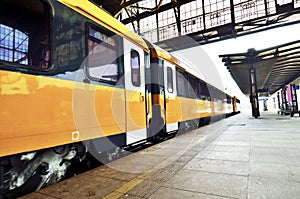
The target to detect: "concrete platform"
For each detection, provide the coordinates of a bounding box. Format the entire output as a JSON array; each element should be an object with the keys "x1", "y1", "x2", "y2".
[{"x1": 21, "y1": 111, "x2": 300, "y2": 199}]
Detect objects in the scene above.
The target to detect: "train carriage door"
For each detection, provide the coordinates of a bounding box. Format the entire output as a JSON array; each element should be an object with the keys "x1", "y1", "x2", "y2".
[
  {"x1": 164, "y1": 62, "x2": 178, "y2": 133},
  {"x1": 123, "y1": 39, "x2": 147, "y2": 145}
]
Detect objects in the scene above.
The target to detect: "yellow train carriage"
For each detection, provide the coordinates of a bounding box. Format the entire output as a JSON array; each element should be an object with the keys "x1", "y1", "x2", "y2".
[
  {"x1": 0, "y1": 0, "x2": 150, "y2": 156},
  {"x1": 148, "y1": 44, "x2": 233, "y2": 132},
  {"x1": 0, "y1": 0, "x2": 151, "y2": 197}
]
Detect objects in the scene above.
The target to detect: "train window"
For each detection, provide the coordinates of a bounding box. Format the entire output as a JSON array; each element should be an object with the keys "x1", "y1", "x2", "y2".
[
  {"x1": 0, "y1": 1, "x2": 51, "y2": 69},
  {"x1": 144, "y1": 52, "x2": 151, "y2": 85},
  {"x1": 87, "y1": 26, "x2": 119, "y2": 83},
  {"x1": 207, "y1": 85, "x2": 213, "y2": 101},
  {"x1": 216, "y1": 89, "x2": 222, "y2": 102},
  {"x1": 0, "y1": 24, "x2": 29, "y2": 65},
  {"x1": 177, "y1": 70, "x2": 187, "y2": 97},
  {"x1": 211, "y1": 87, "x2": 218, "y2": 101},
  {"x1": 158, "y1": 59, "x2": 164, "y2": 86},
  {"x1": 197, "y1": 82, "x2": 202, "y2": 98},
  {"x1": 227, "y1": 95, "x2": 232, "y2": 104},
  {"x1": 188, "y1": 76, "x2": 197, "y2": 98},
  {"x1": 167, "y1": 67, "x2": 173, "y2": 93},
  {"x1": 200, "y1": 81, "x2": 209, "y2": 100},
  {"x1": 131, "y1": 50, "x2": 141, "y2": 87}
]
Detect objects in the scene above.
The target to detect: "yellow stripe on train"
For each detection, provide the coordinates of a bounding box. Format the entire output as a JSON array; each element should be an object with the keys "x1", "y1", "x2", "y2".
[{"x1": 0, "y1": 70, "x2": 146, "y2": 156}]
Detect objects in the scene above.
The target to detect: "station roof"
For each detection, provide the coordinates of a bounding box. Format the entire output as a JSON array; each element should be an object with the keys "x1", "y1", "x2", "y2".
[
  {"x1": 220, "y1": 40, "x2": 300, "y2": 96},
  {"x1": 90, "y1": 0, "x2": 300, "y2": 52}
]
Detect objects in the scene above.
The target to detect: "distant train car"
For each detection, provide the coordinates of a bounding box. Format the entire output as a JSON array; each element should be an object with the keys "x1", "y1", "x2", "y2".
[
  {"x1": 0, "y1": 0, "x2": 239, "y2": 198},
  {"x1": 146, "y1": 43, "x2": 235, "y2": 134}
]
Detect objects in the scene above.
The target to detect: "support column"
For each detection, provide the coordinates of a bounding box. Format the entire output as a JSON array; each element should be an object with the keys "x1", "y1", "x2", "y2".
[
  {"x1": 281, "y1": 87, "x2": 288, "y2": 114},
  {"x1": 249, "y1": 67, "x2": 260, "y2": 118},
  {"x1": 290, "y1": 84, "x2": 299, "y2": 117},
  {"x1": 277, "y1": 92, "x2": 281, "y2": 114}
]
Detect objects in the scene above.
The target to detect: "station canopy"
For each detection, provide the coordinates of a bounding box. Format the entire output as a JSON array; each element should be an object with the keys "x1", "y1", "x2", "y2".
[
  {"x1": 96, "y1": 0, "x2": 300, "y2": 51},
  {"x1": 220, "y1": 40, "x2": 300, "y2": 96}
]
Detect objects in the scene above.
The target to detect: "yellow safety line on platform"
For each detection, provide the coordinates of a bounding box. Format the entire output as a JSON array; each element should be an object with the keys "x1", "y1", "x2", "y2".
[
  {"x1": 103, "y1": 135, "x2": 208, "y2": 199},
  {"x1": 102, "y1": 178, "x2": 145, "y2": 199}
]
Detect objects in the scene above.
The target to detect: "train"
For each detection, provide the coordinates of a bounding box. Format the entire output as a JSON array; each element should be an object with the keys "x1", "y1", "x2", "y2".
[{"x1": 0, "y1": 0, "x2": 240, "y2": 198}]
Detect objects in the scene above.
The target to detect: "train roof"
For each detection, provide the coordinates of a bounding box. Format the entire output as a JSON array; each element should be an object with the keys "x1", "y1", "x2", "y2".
[
  {"x1": 149, "y1": 44, "x2": 182, "y2": 67},
  {"x1": 149, "y1": 43, "x2": 208, "y2": 83},
  {"x1": 57, "y1": 0, "x2": 149, "y2": 52}
]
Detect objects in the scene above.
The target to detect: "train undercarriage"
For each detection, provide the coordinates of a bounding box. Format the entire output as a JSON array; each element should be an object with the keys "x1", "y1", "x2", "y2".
[{"x1": 0, "y1": 143, "x2": 94, "y2": 198}]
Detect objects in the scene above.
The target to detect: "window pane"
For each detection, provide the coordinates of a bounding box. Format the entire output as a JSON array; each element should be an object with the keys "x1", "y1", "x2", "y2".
[
  {"x1": 0, "y1": 24, "x2": 28, "y2": 64},
  {"x1": 200, "y1": 81, "x2": 208, "y2": 100},
  {"x1": 0, "y1": 1, "x2": 50, "y2": 69},
  {"x1": 177, "y1": 70, "x2": 186, "y2": 96},
  {"x1": 87, "y1": 26, "x2": 119, "y2": 83},
  {"x1": 167, "y1": 67, "x2": 173, "y2": 93},
  {"x1": 131, "y1": 50, "x2": 140, "y2": 87},
  {"x1": 188, "y1": 76, "x2": 197, "y2": 98},
  {"x1": 89, "y1": 27, "x2": 116, "y2": 46}
]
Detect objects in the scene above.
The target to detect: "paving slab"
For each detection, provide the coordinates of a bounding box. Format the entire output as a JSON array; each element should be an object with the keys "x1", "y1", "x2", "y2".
[
  {"x1": 251, "y1": 146, "x2": 288, "y2": 155},
  {"x1": 86, "y1": 165, "x2": 139, "y2": 181},
  {"x1": 213, "y1": 140, "x2": 250, "y2": 147},
  {"x1": 184, "y1": 158, "x2": 249, "y2": 176},
  {"x1": 164, "y1": 170, "x2": 248, "y2": 199},
  {"x1": 196, "y1": 150, "x2": 250, "y2": 162},
  {"x1": 106, "y1": 153, "x2": 169, "y2": 173},
  {"x1": 248, "y1": 176, "x2": 300, "y2": 199},
  {"x1": 37, "y1": 174, "x2": 126, "y2": 199},
  {"x1": 148, "y1": 187, "x2": 231, "y2": 199},
  {"x1": 289, "y1": 166, "x2": 300, "y2": 182},
  {"x1": 250, "y1": 163, "x2": 291, "y2": 180},
  {"x1": 210, "y1": 145, "x2": 250, "y2": 153},
  {"x1": 136, "y1": 145, "x2": 180, "y2": 156}
]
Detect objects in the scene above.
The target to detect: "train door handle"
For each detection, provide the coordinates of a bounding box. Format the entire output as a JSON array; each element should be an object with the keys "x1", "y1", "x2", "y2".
[{"x1": 140, "y1": 95, "x2": 144, "y2": 103}]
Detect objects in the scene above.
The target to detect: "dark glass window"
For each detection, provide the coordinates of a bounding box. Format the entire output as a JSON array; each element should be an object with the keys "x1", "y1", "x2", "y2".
[
  {"x1": 158, "y1": 59, "x2": 164, "y2": 86},
  {"x1": 188, "y1": 76, "x2": 198, "y2": 98},
  {"x1": 87, "y1": 26, "x2": 119, "y2": 83},
  {"x1": 197, "y1": 82, "x2": 202, "y2": 98},
  {"x1": 200, "y1": 81, "x2": 209, "y2": 100},
  {"x1": 167, "y1": 67, "x2": 173, "y2": 93},
  {"x1": 177, "y1": 70, "x2": 186, "y2": 96},
  {"x1": 0, "y1": 0, "x2": 50, "y2": 69},
  {"x1": 131, "y1": 50, "x2": 140, "y2": 87}
]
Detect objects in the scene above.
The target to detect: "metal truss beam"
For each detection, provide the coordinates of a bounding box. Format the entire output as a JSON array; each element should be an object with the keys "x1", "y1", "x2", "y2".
[{"x1": 117, "y1": 0, "x2": 300, "y2": 51}]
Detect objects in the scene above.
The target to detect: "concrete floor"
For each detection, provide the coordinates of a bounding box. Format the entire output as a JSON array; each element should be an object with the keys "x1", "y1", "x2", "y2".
[{"x1": 21, "y1": 111, "x2": 300, "y2": 199}]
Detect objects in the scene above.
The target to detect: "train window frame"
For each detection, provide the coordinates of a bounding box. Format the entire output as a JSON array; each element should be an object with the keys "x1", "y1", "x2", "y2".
[
  {"x1": 158, "y1": 59, "x2": 164, "y2": 87},
  {"x1": 188, "y1": 75, "x2": 198, "y2": 99},
  {"x1": 85, "y1": 23, "x2": 121, "y2": 84},
  {"x1": 130, "y1": 49, "x2": 141, "y2": 87},
  {"x1": 200, "y1": 81, "x2": 209, "y2": 100},
  {"x1": 167, "y1": 67, "x2": 173, "y2": 93},
  {"x1": 176, "y1": 69, "x2": 187, "y2": 97},
  {"x1": 0, "y1": 0, "x2": 52, "y2": 72},
  {"x1": 197, "y1": 81, "x2": 202, "y2": 99}
]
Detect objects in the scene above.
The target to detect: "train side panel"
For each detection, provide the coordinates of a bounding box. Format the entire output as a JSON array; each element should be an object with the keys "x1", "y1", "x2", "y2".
[{"x1": 0, "y1": 70, "x2": 130, "y2": 157}]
